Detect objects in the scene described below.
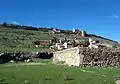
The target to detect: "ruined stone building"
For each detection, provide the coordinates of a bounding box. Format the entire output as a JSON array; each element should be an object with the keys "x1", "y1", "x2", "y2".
[{"x1": 53, "y1": 47, "x2": 84, "y2": 66}]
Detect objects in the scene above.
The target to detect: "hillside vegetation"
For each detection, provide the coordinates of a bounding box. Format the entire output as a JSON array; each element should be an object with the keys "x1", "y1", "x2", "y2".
[
  {"x1": 0, "y1": 26, "x2": 56, "y2": 52},
  {"x1": 0, "y1": 23, "x2": 119, "y2": 52}
]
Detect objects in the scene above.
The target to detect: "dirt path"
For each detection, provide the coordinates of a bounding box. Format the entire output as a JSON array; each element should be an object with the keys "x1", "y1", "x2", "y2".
[{"x1": 5, "y1": 62, "x2": 48, "y2": 67}]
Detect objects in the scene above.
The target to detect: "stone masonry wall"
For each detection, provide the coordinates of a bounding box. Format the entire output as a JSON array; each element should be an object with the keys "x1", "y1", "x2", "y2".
[
  {"x1": 53, "y1": 47, "x2": 120, "y2": 67},
  {"x1": 53, "y1": 47, "x2": 84, "y2": 66},
  {"x1": 82, "y1": 48, "x2": 120, "y2": 67}
]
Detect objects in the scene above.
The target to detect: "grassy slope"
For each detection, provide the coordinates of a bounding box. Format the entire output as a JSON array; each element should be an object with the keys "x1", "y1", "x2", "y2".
[
  {"x1": 0, "y1": 26, "x2": 118, "y2": 52},
  {"x1": 0, "y1": 64, "x2": 119, "y2": 84},
  {"x1": 0, "y1": 26, "x2": 56, "y2": 52}
]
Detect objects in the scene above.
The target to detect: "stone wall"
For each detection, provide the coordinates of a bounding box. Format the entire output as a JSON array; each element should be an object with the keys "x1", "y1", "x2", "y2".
[
  {"x1": 53, "y1": 47, "x2": 120, "y2": 67},
  {"x1": 53, "y1": 47, "x2": 84, "y2": 66},
  {"x1": 82, "y1": 48, "x2": 120, "y2": 67}
]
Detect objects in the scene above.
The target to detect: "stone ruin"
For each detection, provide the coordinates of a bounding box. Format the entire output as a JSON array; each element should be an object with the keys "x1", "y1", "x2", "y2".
[
  {"x1": 53, "y1": 47, "x2": 84, "y2": 66},
  {"x1": 53, "y1": 47, "x2": 120, "y2": 67}
]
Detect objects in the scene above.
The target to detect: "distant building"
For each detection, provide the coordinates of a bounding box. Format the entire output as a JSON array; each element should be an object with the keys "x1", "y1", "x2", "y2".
[
  {"x1": 50, "y1": 28, "x2": 60, "y2": 34},
  {"x1": 73, "y1": 28, "x2": 75, "y2": 32},
  {"x1": 88, "y1": 38, "x2": 113, "y2": 49},
  {"x1": 78, "y1": 30, "x2": 87, "y2": 37},
  {"x1": 81, "y1": 31, "x2": 86, "y2": 37},
  {"x1": 72, "y1": 28, "x2": 80, "y2": 33}
]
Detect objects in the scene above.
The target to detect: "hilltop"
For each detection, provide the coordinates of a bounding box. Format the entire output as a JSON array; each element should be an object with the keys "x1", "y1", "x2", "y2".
[{"x1": 0, "y1": 22, "x2": 119, "y2": 52}]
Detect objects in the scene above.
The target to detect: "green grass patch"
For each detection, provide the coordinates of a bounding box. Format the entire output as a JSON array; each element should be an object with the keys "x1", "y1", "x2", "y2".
[
  {"x1": 0, "y1": 47, "x2": 53, "y2": 53},
  {"x1": 0, "y1": 64, "x2": 120, "y2": 84}
]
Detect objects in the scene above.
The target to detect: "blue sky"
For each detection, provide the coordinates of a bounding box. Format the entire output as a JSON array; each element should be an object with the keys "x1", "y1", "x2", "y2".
[{"x1": 0, "y1": 0, "x2": 120, "y2": 42}]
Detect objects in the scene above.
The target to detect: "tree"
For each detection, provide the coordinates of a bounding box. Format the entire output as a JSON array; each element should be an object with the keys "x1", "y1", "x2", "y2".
[
  {"x1": 2, "y1": 22, "x2": 7, "y2": 27},
  {"x1": 32, "y1": 41, "x2": 41, "y2": 47},
  {"x1": 51, "y1": 37, "x2": 58, "y2": 44}
]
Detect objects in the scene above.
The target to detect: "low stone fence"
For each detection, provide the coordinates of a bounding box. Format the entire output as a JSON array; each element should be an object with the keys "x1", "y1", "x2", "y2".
[
  {"x1": 53, "y1": 47, "x2": 120, "y2": 67},
  {"x1": 82, "y1": 48, "x2": 120, "y2": 67}
]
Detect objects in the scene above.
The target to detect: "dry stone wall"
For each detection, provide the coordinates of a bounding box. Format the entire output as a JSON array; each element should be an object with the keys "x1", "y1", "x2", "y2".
[
  {"x1": 82, "y1": 48, "x2": 120, "y2": 67},
  {"x1": 53, "y1": 47, "x2": 120, "y2": 67}
]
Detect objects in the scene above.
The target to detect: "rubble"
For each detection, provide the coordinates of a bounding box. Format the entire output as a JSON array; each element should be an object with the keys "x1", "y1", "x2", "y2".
[{"x1": 81, "y1": 47, "x2": 120, "y2": 67}]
